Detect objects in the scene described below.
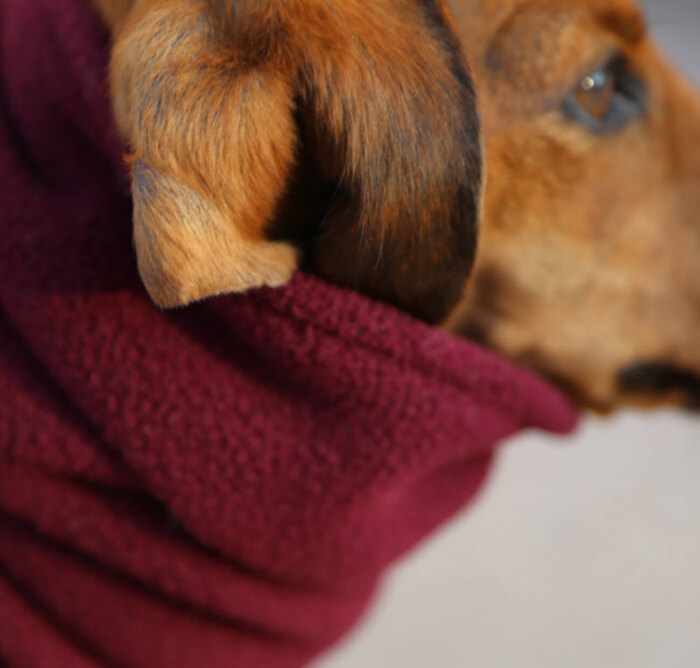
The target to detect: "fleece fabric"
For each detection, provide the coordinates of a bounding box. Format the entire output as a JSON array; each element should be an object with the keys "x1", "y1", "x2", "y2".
[{"x1": 0, "y1": 0, "x2": 578, "y2": 666}]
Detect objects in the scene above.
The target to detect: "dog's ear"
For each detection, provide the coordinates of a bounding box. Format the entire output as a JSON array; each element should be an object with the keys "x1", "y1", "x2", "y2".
[
  {"x1": 110, "y1": 0, "x2": 481, "y2": 320},
  {"x1": 110, "y1": 1, "x2": 302, "y2": 307},
  {"x1": 130, "y1": 161, "x2": 297, "y2": 307},
  {"x1": 303, "y1": 0, "x2": 483, "y2": 324}
]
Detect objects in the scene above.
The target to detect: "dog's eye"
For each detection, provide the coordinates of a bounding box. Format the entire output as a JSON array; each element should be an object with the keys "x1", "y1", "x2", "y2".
[
  {"x1": 562, "y1": 56, "x2": 646, "y2": 134},
  {"x1": 575, "y1": 69, "x2": 615, "y2": 120}
]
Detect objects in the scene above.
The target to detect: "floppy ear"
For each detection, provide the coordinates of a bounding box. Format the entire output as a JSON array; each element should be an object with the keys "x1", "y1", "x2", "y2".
[
  {"x1": 130, "y1": 161, "x2": 297, "y2": 307},
  {"x1": 109, "y1": 0, "x2": 481, "y2": 321},
  {"x1": 302, "y1": 0, "x2": 483, "y2": 323},
  {"x1": 109, "y1": 0, "x2": 302, "y2": 307}
]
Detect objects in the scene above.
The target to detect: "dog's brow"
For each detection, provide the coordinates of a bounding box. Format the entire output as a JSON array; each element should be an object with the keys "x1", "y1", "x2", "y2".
[{"x1": 596, "y1": 5, "x2": 647, "y2": 45}]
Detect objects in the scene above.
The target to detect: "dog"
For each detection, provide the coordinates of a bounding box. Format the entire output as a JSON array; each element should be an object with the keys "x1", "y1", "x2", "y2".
[{"x1": 91, "y1": 0, "x2": 700, "y2": 413}]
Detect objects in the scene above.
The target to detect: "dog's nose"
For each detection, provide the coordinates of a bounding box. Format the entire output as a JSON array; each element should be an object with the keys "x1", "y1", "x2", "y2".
[{"x1": 619, "y1": 362, "x2": 700, "y2": 409}]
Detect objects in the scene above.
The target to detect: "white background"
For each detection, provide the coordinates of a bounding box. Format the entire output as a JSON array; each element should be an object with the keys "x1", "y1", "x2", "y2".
[{"x1": 320, "y1": 1, "x2": 700, "y2": 666}]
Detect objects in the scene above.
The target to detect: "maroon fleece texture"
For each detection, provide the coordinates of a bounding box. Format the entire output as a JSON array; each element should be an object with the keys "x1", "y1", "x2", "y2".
[{"x1": 0, "y1": 0, "x2": 578, "y2": 666}]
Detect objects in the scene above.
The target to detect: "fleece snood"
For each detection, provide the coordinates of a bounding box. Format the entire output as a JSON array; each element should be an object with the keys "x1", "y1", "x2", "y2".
[{"x1": 0, "y1": 1, "x2": 578, "y2": 666}]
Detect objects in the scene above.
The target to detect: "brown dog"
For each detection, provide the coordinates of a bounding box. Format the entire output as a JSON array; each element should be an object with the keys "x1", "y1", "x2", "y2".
[{"x1": 91, "y1": 0, "x2": 700, "y2": 412}]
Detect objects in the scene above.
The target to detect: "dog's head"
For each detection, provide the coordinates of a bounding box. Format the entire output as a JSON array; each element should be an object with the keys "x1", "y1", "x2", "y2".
[
  {"x1": 108, "y1": 0, "x2": 700, "y2": 412},
  {"x1": 443, "y1": 0, "x2": 700, "y2": 411}
]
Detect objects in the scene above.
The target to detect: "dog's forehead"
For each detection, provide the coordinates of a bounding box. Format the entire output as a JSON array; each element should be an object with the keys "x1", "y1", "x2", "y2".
[
  {"x1": 449, "y1": 0, "x2": 647, "y2": 118},
  {"x1": 450, "y1": 0, "x2": 646, "y2": 56}
]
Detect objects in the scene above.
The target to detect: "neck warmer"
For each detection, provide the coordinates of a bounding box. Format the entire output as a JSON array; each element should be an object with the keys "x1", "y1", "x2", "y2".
[{"x1": 0, "y1": 1, "x2": 578, "y2": 666}]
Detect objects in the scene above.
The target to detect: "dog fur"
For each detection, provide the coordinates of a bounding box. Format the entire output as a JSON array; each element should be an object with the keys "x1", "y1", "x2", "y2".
[{"x1": 91, "y1": 0, "x2": 700, "y2": 411}]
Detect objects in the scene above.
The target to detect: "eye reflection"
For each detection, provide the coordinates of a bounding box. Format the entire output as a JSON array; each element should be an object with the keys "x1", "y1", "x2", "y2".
[
  {"x1": 562, "y1": 55, "x2": 646, "y2": 134},
  {"x1": 575, "y1": 68, "x2": 615, "y2": 120}
]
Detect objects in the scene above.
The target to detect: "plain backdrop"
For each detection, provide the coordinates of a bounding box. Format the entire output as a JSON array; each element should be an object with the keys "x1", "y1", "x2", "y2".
[{"x1": 320, "y1": 1, "x2": 700, "y2": 666}]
